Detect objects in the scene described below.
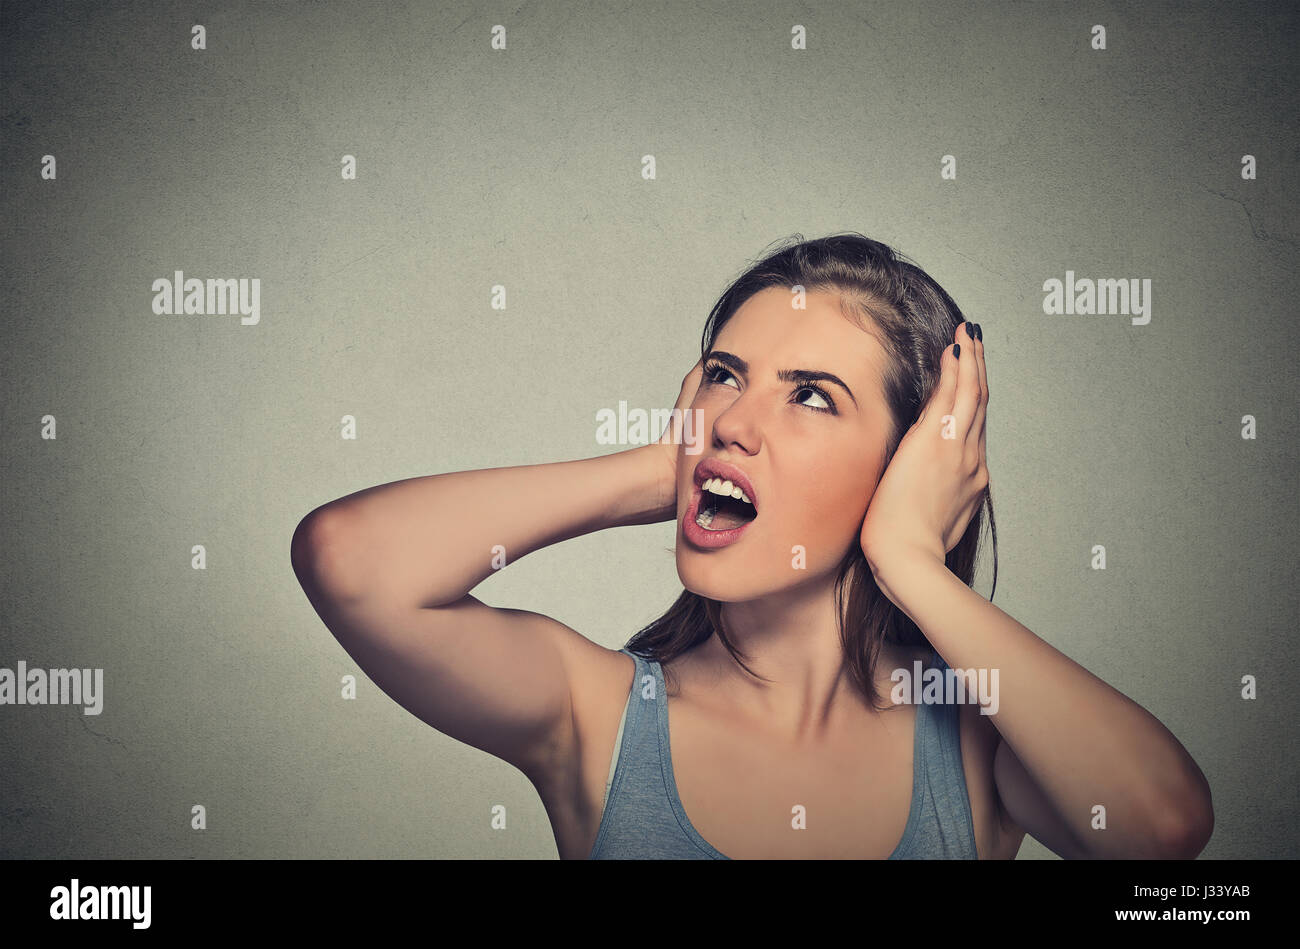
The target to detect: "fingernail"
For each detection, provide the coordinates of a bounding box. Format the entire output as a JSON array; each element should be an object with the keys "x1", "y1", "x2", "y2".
[
  {"x1": 954, "y1": 343, "x2": 961, "y2": 359},
  {"x1": 974, "y1": 323, "x2": 983, "y2": 341},
  {"x1": 963, "y1": 320, "x2": 973, "y2": 337}
]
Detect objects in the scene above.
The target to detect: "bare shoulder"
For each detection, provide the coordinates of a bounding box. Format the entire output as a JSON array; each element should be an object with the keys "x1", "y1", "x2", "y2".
[
  {"x1": 529, "y1": 620, "x2": 636, "y2": 781},
  {"x1": 558, "y1": 631, "x2": 637, "y2": 725},
  {"x1": 522, "y1": 622, "x2": 637, "y2": 857}
]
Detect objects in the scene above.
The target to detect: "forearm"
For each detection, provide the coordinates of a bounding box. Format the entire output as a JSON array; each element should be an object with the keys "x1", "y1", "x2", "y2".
[
  {"x1": 304, "y1": 445, "x2": 672, "y2": 608},
  {"x1": 871, "y1": 550, "x2": 1213, "y2": 856}
]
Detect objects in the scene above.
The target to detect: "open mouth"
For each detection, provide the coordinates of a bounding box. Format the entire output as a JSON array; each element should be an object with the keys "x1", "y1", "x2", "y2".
[{"x1": 694, "y1": 477, "x2": 759, "y2": 532}]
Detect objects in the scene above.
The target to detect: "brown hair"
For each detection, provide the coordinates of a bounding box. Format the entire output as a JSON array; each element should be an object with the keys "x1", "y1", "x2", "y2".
[{"x1": 625, "y1": 233, "x2": 998, "y2": 709}]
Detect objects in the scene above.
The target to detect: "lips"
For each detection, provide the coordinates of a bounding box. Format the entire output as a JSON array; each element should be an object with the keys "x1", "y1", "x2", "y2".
[
  {"x1": 692, "y1": 458, "x2": 759, "y2": 512},
  {"x1": 683, "y1": 478, "x2": 758, "y2": 549}
]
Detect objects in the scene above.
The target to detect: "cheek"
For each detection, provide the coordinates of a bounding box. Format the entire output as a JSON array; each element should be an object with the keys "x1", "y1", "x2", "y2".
[
  {"x1": 789, "y1": 457, "x2": 882, "y2": 535},
  {"x1": 795, "y1": 484, "x2": 871, "y2": 537}
]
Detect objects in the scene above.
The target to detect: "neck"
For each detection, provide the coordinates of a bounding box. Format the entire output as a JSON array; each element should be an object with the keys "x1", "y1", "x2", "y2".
[{"x1": 689, "y1": 569, "x2": 892, "y2": 745}]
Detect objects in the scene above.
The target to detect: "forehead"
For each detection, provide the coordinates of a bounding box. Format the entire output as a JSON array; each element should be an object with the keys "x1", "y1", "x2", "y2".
[{"x1": 713, "y1": 287, "x2": 887, "y2": 393}]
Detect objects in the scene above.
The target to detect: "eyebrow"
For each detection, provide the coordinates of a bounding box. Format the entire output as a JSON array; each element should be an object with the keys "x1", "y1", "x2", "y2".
[{"x1": 705, "y1": 350, "x2": 859, "y2": 409}]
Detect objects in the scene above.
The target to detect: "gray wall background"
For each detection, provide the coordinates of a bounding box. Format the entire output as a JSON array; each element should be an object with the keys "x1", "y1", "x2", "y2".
[{"x1": 1, "y1": 0, "x2": 1296, "y2": 859}]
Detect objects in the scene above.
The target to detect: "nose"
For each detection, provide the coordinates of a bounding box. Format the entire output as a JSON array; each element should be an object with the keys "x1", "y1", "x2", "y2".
[{"x1": 708, "y1": 389, "x2": 764, "y2": 455}]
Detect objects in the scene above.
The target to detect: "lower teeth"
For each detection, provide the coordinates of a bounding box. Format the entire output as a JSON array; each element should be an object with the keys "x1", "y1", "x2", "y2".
[{"x1": 695, "y1": 498, "x2": 720, "y2": 530}]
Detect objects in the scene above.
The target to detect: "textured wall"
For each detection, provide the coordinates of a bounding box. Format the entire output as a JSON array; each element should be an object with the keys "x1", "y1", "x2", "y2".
[{"x1": 0, "y1": 0, "x2": 1295, "y2": 860}]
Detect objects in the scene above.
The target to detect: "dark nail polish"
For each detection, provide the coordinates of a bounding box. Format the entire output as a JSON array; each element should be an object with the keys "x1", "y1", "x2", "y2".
[
  {"x1": 954, "y1": 343, "x2": 961, "y2": 359},
  {"x1": 963, "y1": 320, "x2": 972, "y2": 337},
  {"x1": 974, "y1": 323, "x2": 983, "y2": 341}
]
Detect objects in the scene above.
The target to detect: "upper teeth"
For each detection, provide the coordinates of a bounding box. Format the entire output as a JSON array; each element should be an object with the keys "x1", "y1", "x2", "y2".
[{"x1": 703, "y1": 477, "x2": 753, "y2": 505}]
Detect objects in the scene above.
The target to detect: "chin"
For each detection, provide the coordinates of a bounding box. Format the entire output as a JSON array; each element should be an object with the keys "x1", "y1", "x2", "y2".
[
  {"x1": 675, "y1": 570, "x2": 752, "y2": 604},
  {"x1": 673, "y1": 547, "x2": 775, "y2": 603},
  {"x1": 673, "y1": 544, "x2": 737, "y2": 600},
  {"x1": 675, "y1": 535, "x2": 850, "y2": 604}
]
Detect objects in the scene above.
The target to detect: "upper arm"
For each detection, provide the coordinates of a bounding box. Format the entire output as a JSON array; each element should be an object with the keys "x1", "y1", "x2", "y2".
[
  {"x1": 993, "y1": 738, "x2": 1089, "y2": 860},
  {"x1": 291, "y1": 509, "x2": 593, "y2": 781}
]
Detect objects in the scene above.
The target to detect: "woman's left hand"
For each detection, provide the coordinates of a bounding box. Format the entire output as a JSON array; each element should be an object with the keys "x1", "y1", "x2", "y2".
[{"x1": 860, "y1": 321, "x2": 989, "y2": 572}]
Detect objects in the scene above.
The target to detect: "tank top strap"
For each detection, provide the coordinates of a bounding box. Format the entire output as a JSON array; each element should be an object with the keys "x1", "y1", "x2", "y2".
[
  {"x1": 592, "y1": 645, "x2": 977, "y2": 859},
  {"x1": 600, "y1": 649, "x2": 640, "y2": 810},
  {"x1": 590, "y1": 647, "x2": 725, "y2": 858},
  {"x1": 901, "y1": 646, "x2": 979, "y2": 858}
]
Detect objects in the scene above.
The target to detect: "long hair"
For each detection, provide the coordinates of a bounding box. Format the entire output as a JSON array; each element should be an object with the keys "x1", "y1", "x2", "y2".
[{"x1": 625, "y1": 232, "x2": 998, "y2": 710}]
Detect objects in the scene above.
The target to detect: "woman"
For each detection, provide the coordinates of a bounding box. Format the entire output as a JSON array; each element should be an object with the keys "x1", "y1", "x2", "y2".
[{"x1": 291, "y1": 233, "x2": 1214, "y2": 859}]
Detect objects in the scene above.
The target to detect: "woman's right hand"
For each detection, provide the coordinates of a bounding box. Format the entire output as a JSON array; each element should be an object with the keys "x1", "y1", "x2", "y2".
[{"x1": 641, "y1": 357, "x2": 707, "y2": 522}]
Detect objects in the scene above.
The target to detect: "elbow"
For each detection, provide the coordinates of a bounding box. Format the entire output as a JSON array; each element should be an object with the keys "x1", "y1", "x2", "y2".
[
  {"x1": 291, "y1": 506, "x2": 361, "y2": 602},
  {"x1": 1151, "y1": 776, "x2": 1215, "y2": 860},
  {"x1": 291, "y1": 507, "x2": 325, "y2": 576},
  {"x1": 1156, "y1": 805, "x2": 1214, "y2": 860}
]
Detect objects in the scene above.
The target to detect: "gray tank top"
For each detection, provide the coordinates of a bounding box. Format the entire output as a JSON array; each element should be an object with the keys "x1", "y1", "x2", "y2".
[{"x1": 589, "y1": 646, "x2": 979, "y2": 859}]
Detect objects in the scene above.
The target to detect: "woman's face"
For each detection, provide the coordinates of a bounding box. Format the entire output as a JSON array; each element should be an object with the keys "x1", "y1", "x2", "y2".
[{"x1": 675, "y1": 286, "x2": 894, "y2": 602}]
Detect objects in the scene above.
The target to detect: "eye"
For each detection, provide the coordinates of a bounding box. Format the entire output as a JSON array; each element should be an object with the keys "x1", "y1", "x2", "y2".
[
  {"x1": 704, "y1": 360, "x2": 838, "y2": 415},
  {"x1": 794, "y1": 385, "x2": 834, "y2": 413},
  {"x1": 702, "y1": 360, "x2": 739, "y2": 389}
]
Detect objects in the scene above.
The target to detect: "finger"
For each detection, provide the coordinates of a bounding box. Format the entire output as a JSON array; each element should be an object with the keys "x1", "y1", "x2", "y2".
[
  {"x1": 661, "y1": 358, "x2": 707, "y2": 445},
  {"x1": 679, "y1": 358, "x2": 706, "y2": 405},
  {"x1": 952, "y1": 321, "x2": 981, "y2": 440},
  {"x1": 969, "y1": 324, "x2": 988, "y2": 460},
  {"x1": 915, "y1": 337, "x2": 961, "y2": 437},
  {"x1": 684, "y1": 356, "x2": 705, "y2": 387}
]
